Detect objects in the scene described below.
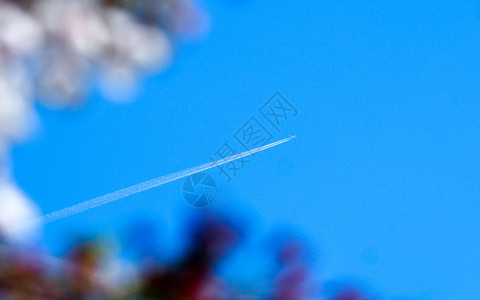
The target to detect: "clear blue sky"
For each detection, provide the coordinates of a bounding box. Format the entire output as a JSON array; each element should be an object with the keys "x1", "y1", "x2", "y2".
[{"x1": 11, "y1": 1, "x2": 480, "y2": 299}]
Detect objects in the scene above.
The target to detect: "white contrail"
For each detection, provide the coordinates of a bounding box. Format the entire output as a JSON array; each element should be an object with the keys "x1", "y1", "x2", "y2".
[{"x1": 20, "y1": 135, "x2": 296, "y2": 229}]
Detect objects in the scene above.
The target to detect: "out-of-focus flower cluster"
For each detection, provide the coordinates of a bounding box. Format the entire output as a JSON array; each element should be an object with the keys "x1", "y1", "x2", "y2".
[
  {"x1": 0, "y1": 0, "x2": 207, "y2": 241},
  {"x1": 0, "y1": 211, "x2": 345, "y2": 300}
]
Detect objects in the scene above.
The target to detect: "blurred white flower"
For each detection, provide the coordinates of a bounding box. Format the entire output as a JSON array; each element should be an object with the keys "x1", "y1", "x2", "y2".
[
  {"x1": 106, "y1": 13, "x2": 172, "y2": 71},
  {"x1": 0, "y1": 66, "x2": 36, "y2": 141},
  {"x1": 36, "y1": 50, "x2": 89, "y2": 108},
  {"x1": 0, "y1": 3, "x2": 44, "y2": 56},
  {"x1": 0, "y1": 180, "x2": 41, "y2": 244}
]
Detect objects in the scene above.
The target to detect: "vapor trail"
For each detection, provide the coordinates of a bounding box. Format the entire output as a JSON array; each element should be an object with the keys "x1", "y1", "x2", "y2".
[{"x1": 22, "y1": 135, "x2": 296, "y2": 228}]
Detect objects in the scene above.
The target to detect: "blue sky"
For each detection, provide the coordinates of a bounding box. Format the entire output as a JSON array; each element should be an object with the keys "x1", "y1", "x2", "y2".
[{"x1": 11, "y1": 1, "x2": 480, "y2": 299}]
